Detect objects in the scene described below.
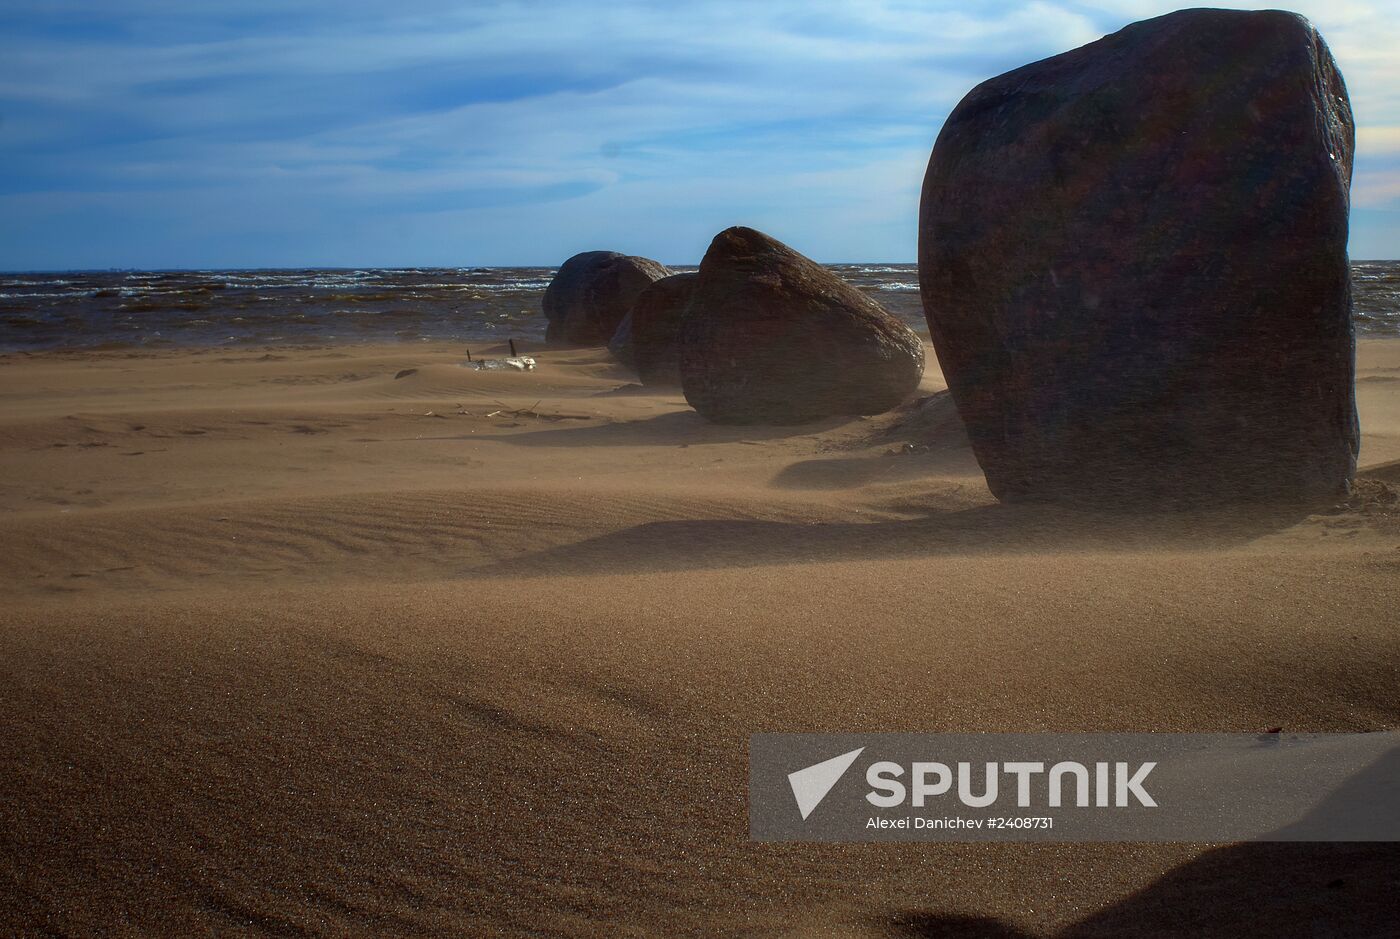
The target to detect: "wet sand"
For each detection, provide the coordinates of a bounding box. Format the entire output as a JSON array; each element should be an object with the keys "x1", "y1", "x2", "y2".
[{"x1": 2, "y1": 340, "x2": 1399, "y2": 936}]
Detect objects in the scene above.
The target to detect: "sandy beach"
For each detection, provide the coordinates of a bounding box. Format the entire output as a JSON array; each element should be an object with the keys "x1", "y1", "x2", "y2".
[{"x1": 2, "y1": 338, "x2": 1399, "y2": 936}]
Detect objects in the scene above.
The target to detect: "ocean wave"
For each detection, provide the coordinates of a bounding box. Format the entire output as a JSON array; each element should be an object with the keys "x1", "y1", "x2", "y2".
[{"x1": 3, "y1": 263, "x2": 1397, "y2": 350}]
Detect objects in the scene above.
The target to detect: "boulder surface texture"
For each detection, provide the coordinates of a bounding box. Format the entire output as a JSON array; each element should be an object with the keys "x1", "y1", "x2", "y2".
[
  {"x1": 543, "y1": 251, "x2": 670, "y2": 346},
  {"x1": 919, "y1": 8, "x2": 1358, "y2": 505},
  {"x1": 681, "y1": 227, "x2": 925, "y2": 424},
  {"x1": 630, "y1": 272, "x2": 699, "y2": 386}
]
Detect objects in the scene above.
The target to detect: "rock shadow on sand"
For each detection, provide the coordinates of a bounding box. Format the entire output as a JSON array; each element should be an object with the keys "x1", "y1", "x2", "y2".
[
  {"x1": 471, "y1": 408, "x2": 855, "y2": 447},
  {"x1": 879, "y1": 911, "x2": 1033, "y2": 938},
  {"x1": 476, "y1": 502, "x2": 1316, "y2": 578},
  {"x1": 769, "y1": 449, "x2": 983, "y2": 490},
  {"x1": 767, "y1": 390, "x2": 982, "y2": 489}
]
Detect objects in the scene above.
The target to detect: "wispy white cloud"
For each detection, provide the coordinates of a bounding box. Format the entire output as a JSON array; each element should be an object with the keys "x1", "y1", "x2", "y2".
[{"x1": 0, "y1": 0, "x2": 1397, "y2": 268}]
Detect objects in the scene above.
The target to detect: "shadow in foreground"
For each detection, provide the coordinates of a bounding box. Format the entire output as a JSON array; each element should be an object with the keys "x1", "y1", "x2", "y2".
[
  {"x1": 876, "y1": 842, "x2": 1399, "y2": 938},
  {"x1": 879, "y1": 747, "x2": 1400, "y2": 937},
  {"x1": 1063, "y1": 842, "x2": 1400, "y2": 937},
  {"x1": 1065, "y1": 744, "x2": 1400, "y2": 936},
  {"x1": 880, "y1": 911, "x2": 1033, "y2": 938}
]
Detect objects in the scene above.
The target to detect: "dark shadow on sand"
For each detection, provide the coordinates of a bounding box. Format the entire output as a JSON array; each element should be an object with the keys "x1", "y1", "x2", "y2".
[
  {"x1": 769, "y1": 450, "x2": 983, "y2": 489},
  {"x1": 873, "y1": 745, "x2": 1400, "y2": 938},
  {"x1": 1059, "y1": 844, "x2": 1400, "y2": 937},
  {"x1": 1062, "y1": 744, "x2": 1400, "y2": 936},
  {"x1": 459, "y1": 388, "x2": 977, "y2": 481},
  {"x1": 474, "y1": 501, "x2": 1316, "y2": 578},
  {"x1": 438, "y1": 409, "x2": 856, "y2": 447},
  {"x1": 879, "y1": 911, "x2": 1033, "y2": 938}
]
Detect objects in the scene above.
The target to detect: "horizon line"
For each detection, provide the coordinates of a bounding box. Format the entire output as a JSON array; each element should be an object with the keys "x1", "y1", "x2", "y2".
[{"x1": 5, "y1": 259, "x2": 1399, "y2": 275}]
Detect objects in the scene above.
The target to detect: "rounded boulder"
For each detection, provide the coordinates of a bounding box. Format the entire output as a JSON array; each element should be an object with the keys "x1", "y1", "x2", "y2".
[
  {"x1": 543, "y1": 251, "x2": 670, "y2": 347},
  {"x1": 680, "y1": 227, "x2": 924, "y2": 424}
]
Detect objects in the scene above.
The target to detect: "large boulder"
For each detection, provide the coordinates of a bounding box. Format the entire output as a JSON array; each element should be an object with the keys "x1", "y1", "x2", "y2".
[
  {"x1": 919, "y1": 8, "x2": 1357, "y2": 506},
  {"x1": 680, "y1": 227, "x2": 924, "y2": 424},
  {"x1": 543, "y1": 251, "x2": 670, "y2": 346},
  {"x1": 630, "y1": 272, "x2": 699, "y2": 386}
]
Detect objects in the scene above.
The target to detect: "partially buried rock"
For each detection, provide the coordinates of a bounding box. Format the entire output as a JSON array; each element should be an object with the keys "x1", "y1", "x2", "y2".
[
  {"x1": 543, "y1": 251, "x2": 670, "y2": 346},
  {"x1": 606, "y1": 310, "x2": 638, "y2": 369},
  {"x1": 919, "y1": 8, "x2": 1358, "y2": 506},
  {"x1": 629, "y1": 272, "x2": 698, "y2": 386},
  {"x1": 680, "y1": 227, "x2": 924, "y2": 424}
]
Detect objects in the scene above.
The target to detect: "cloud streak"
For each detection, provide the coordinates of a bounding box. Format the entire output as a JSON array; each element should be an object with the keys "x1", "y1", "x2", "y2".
[{"x1": 1, "y1": 0, "x2": 1397, "y2": 268}]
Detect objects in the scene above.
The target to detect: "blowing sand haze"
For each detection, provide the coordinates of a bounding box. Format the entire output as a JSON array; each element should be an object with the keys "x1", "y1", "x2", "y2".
[
  {"x1": 4, "y1": 3, "x2": 1400, "y2": 937},
  {"x1": 3, "y1": 337, "x2": 1400, "y2": 934}
]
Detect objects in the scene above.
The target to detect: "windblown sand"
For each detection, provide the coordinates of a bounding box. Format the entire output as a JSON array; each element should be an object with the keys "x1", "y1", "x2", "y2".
[{"x1": 2, "y1": 340, "x2": 1399, "y2": 937}]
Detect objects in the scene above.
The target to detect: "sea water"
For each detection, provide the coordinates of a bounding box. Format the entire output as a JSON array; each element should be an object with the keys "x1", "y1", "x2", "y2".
[{"x1": 1, "y1": 262, "x2": 1396, "y2": 351}]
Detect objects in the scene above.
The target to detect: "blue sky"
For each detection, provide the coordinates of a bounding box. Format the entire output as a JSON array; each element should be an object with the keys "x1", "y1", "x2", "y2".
[{"x1": 2, "y1": 0, "x2": 1398, "y2": 269}]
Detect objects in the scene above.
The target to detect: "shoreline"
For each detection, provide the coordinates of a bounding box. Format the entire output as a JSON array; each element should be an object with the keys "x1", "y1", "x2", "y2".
[{"x1": 9, "y1": 330, "x2": 1400, "y2": 366}]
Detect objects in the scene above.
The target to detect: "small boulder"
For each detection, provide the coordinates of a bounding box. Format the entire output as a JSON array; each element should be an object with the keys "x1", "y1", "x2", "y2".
[
  {"x1": 919, "y1": 8, "x2": 1358, "y2": 505},
  {"x1": 630, "y1": 272, "x2": 699, "y2": 387},
  {"x1": 543, "y1": 251, "x2": 670, "y2": 346},
  {"x1": 680, "y1": 227, "x2": 924, "y2": 424}
]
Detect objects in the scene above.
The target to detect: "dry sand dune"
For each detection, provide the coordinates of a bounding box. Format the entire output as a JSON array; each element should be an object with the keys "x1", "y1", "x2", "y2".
[{"x1": 2, "y1": 340, "x2": 1399, "y2": 936}]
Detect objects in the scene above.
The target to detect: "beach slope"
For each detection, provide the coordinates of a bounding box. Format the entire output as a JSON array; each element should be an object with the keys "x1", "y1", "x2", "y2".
[{"x1": 2, "y1": 340, "x2": 1398, "y2": 936}]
